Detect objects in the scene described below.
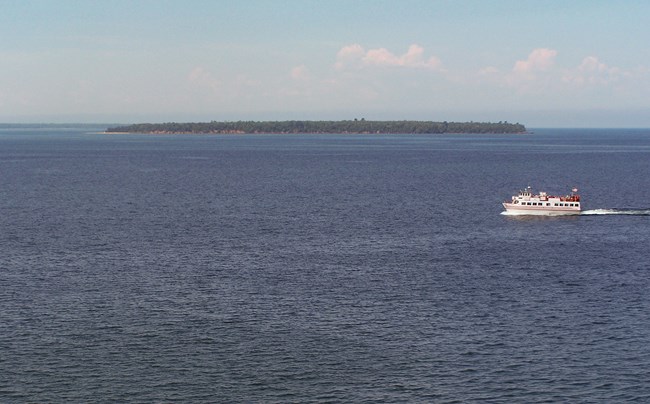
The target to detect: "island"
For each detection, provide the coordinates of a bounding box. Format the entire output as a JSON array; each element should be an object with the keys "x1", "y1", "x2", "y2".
[{"x1": 106, "y1": 120, "x2": 526, "y2": 134}]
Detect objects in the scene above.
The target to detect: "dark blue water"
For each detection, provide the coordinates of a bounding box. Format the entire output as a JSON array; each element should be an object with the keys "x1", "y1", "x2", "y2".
[{"x1": 2, "y1": 126, "x2": 650, "y2": 402}]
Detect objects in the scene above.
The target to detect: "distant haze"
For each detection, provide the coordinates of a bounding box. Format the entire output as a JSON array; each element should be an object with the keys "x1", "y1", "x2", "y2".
[{"x1": 2, "y1": 1, "x2": 650, "y2": 127}]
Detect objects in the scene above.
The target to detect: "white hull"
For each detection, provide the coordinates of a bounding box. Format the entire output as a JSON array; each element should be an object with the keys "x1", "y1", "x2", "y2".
[{"x1": 502, "y1": 203, "x2": 580, "y2": 216}]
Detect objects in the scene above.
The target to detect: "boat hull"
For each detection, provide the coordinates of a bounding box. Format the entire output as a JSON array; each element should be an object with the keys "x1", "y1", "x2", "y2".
[{"x1": 502, "y1": 203, "x2": 580, "y2": 216}]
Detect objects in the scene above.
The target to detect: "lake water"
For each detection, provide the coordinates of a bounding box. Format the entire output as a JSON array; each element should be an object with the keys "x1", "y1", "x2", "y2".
[{"x1": 2, "y1": 126, "x2": 650, "y2": 402}]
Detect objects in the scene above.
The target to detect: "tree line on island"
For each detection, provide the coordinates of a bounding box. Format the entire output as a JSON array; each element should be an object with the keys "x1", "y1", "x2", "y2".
[{"x1": 106, "y1": 120, "x2": 526, "y2": 134}]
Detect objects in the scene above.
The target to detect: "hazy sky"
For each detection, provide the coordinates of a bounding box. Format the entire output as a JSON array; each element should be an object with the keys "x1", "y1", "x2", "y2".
[{"x1": 1, "y1": 0, "x2": 649, "y2": 127}]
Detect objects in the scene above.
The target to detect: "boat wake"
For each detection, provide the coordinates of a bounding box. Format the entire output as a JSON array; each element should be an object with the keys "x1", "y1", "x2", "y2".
[
  {"x1": 581, "y1": 209, "x2": 650, "y2": 216},
  {"x1": 501, "y1": 208, "x2": 650, "y2": 217}
]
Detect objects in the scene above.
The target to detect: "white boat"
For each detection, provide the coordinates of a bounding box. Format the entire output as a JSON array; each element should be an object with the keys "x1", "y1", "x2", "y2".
[{"x1": 503, "y1": 186, "x2": 581, "y2": 215}]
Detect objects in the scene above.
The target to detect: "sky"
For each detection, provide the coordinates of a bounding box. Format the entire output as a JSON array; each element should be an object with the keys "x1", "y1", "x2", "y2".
[{"x1": 1, "y1": 0, "x2": 649, "y2": 127}]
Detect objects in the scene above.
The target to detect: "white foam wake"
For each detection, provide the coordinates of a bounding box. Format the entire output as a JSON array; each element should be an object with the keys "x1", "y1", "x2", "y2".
[
  {"x1": 501, "y1": 208, "x2": 650, "y2": 217},
  {"x1": 581, "y1": 209, "x2": 650, "y2": 216}
]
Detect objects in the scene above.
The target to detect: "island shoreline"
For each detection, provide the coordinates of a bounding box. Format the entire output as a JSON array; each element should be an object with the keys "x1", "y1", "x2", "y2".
[{"x1": 106, "y1": 120, "x2": 527, "y2": 135}]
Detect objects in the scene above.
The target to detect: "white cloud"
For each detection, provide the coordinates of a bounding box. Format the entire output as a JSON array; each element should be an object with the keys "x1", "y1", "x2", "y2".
[
  {"x1": 504, "y1": 48, "x2": 560, "y2": 93},
  {"x1": 290, "y1": 64, "x2": 310, "y2": 81},
  {"x1": 490, "y1": 49, "x2": 650, "y2": 110},
  {"x1": 562, "y1": 56, "x2": 622, "y2": 86},
  {"x1": 166, "y1": 49, "x2": 650, "y2": 119},
  {"x1": 188, "y1": 66, "x2": 220, "y2": 91},
  {"x1": 478, "y1": 66, "x2": 499, "y2": 76},
  {"x1": 335, "y1": 43, "x2": 442, "y2": 71},
  {"x1": 334, "y1": 44, "x2": 365, "y2": 70},
  {"x1": 337, "y1": 44, "x2": 365, "y2": 59},
  {"x1": 579, "y1": 56, "x2": 608, "y2": 72},
  {"x1": 513, "y1": 48, "x2": 557, "y2": 75}
]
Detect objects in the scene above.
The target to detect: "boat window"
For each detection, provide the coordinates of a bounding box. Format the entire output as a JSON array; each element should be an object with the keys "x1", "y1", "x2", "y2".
[{"x1": 546, "y1": 203, "x2": 550, "y2": 206}]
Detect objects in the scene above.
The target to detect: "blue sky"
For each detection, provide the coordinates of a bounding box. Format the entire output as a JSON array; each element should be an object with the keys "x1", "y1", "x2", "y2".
[{"x1": 1, "y1": 0, "x2": 649, "y2": 127}]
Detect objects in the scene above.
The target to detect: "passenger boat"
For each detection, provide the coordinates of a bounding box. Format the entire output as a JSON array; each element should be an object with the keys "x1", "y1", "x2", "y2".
[{"x1": 502, "y1": 186, "x2": 581, "y2": 215}]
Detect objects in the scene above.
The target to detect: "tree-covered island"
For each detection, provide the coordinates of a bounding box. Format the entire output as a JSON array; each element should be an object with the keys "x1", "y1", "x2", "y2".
[{"x1": 106, "y1": 120, "x2": 526, "y2": 134}]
